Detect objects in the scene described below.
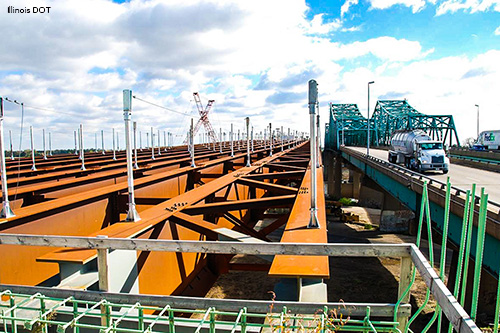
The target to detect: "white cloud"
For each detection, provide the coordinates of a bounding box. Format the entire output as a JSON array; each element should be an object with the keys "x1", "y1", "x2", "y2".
[
  {"x1": 369, "y1": 0, "x2": 427, "y2": 13},
  {"x1": 495, "y1": 26, "x2": 500, "y2": 35},
  {"x1": 0, "y1": 0, "x2": 493, "y2": 150},
  {"x1": 436, "y1": 0, "x2": 500, "y2": 15},
  {"x1": 341, "y1": 0, "x2": 359, "y2": 17},
  {"x1": 336, "y1": 37, "x2": 433, "y2": 62},
  {"x1": 334, "y1": 50, "x2": 500, "y2": 142},
  {"x1": 342, "y1": 26, "x2": 362, "y2": 32},
  {"x1": 305, "y1": 14, "x2": 342, "y2": 34}
]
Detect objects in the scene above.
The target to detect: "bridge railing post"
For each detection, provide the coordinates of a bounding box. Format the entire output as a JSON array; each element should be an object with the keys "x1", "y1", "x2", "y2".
[{"x1": 397, "y1": 256, "x2": 412, "y2": 330}]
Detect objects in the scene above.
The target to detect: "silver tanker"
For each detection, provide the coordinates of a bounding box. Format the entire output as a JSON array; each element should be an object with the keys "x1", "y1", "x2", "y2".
[{"x1": 388, "y1": 130, "x2": 449, "y2": 174}]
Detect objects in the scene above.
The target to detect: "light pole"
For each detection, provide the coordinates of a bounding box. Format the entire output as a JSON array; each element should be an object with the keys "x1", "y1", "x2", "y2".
[
  {"x1": 367, "y1": 81, "x2": 375, "y2": 155},
  {"x1": 475, "y1": 104, "x2": 479, "y2": 138}
]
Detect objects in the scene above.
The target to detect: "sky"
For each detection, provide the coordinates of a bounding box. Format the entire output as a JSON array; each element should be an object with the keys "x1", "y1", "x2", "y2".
[{"x1": 0, "y1": 0, "x2": 499, "y2": 150}]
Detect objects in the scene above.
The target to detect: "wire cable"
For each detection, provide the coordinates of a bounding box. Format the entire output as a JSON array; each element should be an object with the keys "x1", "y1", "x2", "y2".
[{"x1": 132, "y1": 95, "x2": 194, "y2": 118}]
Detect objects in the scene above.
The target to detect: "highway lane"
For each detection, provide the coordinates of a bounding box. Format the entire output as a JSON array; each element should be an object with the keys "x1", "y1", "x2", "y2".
[{"x1": 347, "y1": 147, "x2": 500, "y2": 205}]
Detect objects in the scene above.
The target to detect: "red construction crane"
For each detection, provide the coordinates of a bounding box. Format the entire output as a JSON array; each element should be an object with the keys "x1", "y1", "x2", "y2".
[{"x1": 184, "y1": 92, "x2": 217, "y2": 144}]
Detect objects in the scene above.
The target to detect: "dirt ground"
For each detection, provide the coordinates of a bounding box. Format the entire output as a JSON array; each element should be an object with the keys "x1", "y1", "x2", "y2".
[{"x1": 200, "y1": 207, "x2": 472, "y2": 332}]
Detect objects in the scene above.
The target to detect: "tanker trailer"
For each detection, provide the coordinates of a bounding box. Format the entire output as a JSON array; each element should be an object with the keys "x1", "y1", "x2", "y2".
[{"x1": 388, "y1": 130, "x2": 449, "y2": 174}]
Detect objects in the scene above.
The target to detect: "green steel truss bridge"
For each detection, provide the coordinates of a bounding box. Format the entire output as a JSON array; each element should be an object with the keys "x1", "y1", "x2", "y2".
[{"x1": 325, "y1": 100, "x2": 460, "y2": 149}]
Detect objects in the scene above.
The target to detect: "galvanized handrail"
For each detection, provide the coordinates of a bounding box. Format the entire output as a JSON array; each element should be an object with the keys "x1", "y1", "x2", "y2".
[{"x1": 341, "y1": 146, "x2": 500, "y2": 210}]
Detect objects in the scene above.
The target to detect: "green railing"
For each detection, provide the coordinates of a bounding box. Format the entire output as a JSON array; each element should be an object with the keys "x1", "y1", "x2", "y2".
[{"x1": 0, "y1": 290, "x2": 403, "y2": 333}]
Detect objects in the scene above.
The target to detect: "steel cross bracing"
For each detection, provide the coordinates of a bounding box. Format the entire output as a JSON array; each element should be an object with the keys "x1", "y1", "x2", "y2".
[
  {"x1": 0, "y1": 138, "x2": 322, "y2": 300},
  {"x1": 184, "y1": 92, "x2": 217, "y2": 144},
  {"x1": 325, "y1": 100, "x2": 460, "y2": 150},
  {"x1": 326, "y1": 103, "x2": 372, "y2": 149},
  {"x1": 371, "y1": 100, "x2": 460, "y2": 147}
]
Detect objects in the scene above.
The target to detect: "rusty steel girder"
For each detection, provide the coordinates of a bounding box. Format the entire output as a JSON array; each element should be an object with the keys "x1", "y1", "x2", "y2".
[{"x1": 0, "y1": 138, "x2": 327, "y2": 300}]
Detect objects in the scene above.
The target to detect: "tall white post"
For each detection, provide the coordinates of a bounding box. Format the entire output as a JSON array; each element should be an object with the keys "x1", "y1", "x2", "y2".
[
  {"x1": 367, "y1": 81, "x2": 375, "y2": 155},
  {"x1": 164, "y1": 131, "x2": 167, "y2": 151},
  {"x1": 281, "y1": 125, "x2": 284, "y2": 152},
  {"x1": 0, "y1": 98, "x2": 15, "y2": 217},
  {"x1": 246, "y1": 117, "x2": 251, "y2": 167},
  {"x1": 150, "y1": 127, "x2": 155, "y2": 160},
  {"x1": 251, "y1": 126, "x2": 254, "y2": 152},
  {"x1": 230, "y1": 124, "x2": 234, "y2": 157},
  {"x1": 79, "y1": 124, "x2": 86, "y2": 171},
  {"x1": 9, "y1": 130, "x2": 14, "y2": 160},
  {"x1": 219, "y1": 128, "x2": 223, "y2": 153},
  {"x1": 157, "y1": 129, "x2": 161, "y2": 155},
  {"x1": 43, "y1": 129, "x2": 47, "y2": 160},
  {"x1": 30, "y1": 126, "x2": 37, "y2": 171},
  {"x1": 49, "y1": 132, "x2": 52, "y2": 156},
  {"x1": 78, "y1": 127, "x2": 82, "y2": 160},
  {"x1": 190, "y1": 118, "x2": 196, "y2": 167},
  {"x1": 269, "y1": 123, "x2": 273, "y2": 156},
  {"x1": 133, "y1": 122, "x2": 138, "y2": 169},
  {"x1": 264, "y1": 129, "x2": 266, "y2": 150},
  {"x1": 101, "y1": 130, "x2": 105, "y2": 155},
  {"x1": 123, "y1": 89, "x2": 140, "y2": 222},
  {"x1": 112, "y1": 128, "x2": 117, "y2": 161},
  {"x1": 74, "y1": 130, "x2": 78, "y2": 155},
  {"x1": 308, "y1": 79, "x2": 319, "y2": 228},
  {"x1": 288, "y1": 128, "x2": 291, "y2": 149}
]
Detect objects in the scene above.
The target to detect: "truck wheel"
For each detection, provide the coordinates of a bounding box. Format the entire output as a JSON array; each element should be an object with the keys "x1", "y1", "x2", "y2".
[{"x1": 443, "y1": 169, "x2": 449, "y2": 174}]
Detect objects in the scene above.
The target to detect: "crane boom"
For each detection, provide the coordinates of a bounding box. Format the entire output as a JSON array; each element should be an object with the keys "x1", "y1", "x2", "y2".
[{"x1": 184, "y1": 93, "x2": 217, "y2": 144}]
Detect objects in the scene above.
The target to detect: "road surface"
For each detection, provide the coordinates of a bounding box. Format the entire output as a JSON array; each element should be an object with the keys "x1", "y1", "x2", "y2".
[{"x1": 347, "y1": 147, "x2": 500, "y2": 205}]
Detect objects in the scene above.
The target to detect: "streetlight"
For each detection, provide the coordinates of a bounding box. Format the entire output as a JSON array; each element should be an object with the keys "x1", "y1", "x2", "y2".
[
  {"x1": 367, "y1": 81, "x2": 375, "y2": 155},
  {"x1": 475, "y1": 104, "x2": 479, "y2": 138}
]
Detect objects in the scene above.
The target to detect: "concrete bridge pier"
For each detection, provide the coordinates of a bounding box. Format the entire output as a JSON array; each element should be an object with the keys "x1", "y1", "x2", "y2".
[
  {"x1": 323, "y1": 154, "x2": 414, "y2": 233},
  {"x1": 323, "y1": 150, "x2": 342, "y2": 199}
]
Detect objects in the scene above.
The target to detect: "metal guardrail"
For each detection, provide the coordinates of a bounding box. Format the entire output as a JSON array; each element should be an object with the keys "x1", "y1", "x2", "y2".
[
  {"x1": 451, "y1": 154, "x2": 500, "y2": 166},
  {"x1": 341, "y1": 146, "x2": 500, "y2": 211}
]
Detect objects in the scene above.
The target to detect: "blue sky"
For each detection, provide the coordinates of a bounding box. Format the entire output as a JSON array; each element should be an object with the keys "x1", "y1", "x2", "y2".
[{"x1": 0, "y1": 0, "x2": 499, "y2": 149}]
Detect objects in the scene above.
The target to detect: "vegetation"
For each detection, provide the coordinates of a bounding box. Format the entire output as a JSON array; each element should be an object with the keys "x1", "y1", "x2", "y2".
[{"x1": 338, "y1": 197, "x2": 356, "y2": 206}]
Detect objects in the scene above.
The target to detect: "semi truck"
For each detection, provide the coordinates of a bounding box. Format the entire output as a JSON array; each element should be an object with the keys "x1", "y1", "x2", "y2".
[
  {"x1": 476, "y1": 130, "x2": 500, "y2": 150},
  {"x1": 388, "y1": 130, "x2": 449, "y2": 174}
]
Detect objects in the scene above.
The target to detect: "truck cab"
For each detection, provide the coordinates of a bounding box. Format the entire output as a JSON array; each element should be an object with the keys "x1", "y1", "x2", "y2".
[{"x1": 414, "y1": 141, "x2": 449, "y2": 173}]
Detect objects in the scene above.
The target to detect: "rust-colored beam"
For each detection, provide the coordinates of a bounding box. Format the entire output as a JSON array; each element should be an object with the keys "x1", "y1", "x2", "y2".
[
  {"x1": 242, "y1": 170, "x2": 304, "y2": 181},
  {"x1": 169, "y1": 212, "x2": 219, "y2": 240},
  {"x1": 269, "y1": 159, "x2": 329, "y2": 279},
  {"x1": 183, "y1": 195, "x2": 295, "y2": 215},
  {"x1": 236, "y1": 178, "x2": 298, "y2": 195}
]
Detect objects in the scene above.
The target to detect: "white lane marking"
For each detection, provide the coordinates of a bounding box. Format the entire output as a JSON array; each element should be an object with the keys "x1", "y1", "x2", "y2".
[{"x1": 466, "y1": 177, "x2": 481, "y2": 182}]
